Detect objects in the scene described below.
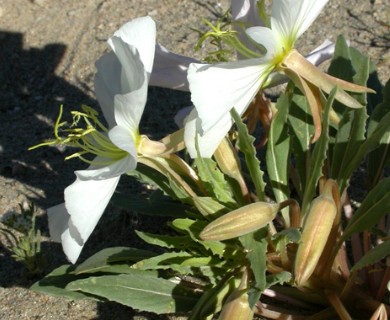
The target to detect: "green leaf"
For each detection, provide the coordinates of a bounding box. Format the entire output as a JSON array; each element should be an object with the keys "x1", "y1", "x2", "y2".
[
  {"x1": 128, "y1": 163, "x2": 172, "y2": 196},
  {"x1": 193, "y1": 196, "x2": 229, "y2": 219},
  {"x1": 193, "y1": 156, "x2": 235, "y2": 205},
  {"x1": 340, "y1": 110, "x2": 390, "y2": 192},
  {"x1": 66, "y1": 270, "x2": 201, "y2": 314},
  {"x1": 329, "y1": 38, "x2": 370, "y2": 190},
  {"x1": 367, "y1": 79, "x2": 390, "y2": 188},
  {"x1": 170, "y1": 218, "x2": 227, "y2": 258},
  {"x1": 240, "y1": 228, "x2": 268, "y2": 292},
  {"x1": 265, "y1": 271, "x2": 292, "y2": 289},
  {"x1": 351, "y1": 239, "x2": 390, "y2": 272},
  {"x1": 230, "y1": 108, "x2": 266, "y2": 200},
  {"x1": 73, "y1": 247, "x2": 156, "y2": 275},
  {"x1": 328, "y1": 35, "x2": 356, "y2": 115},
  {"x1": 328, "y1": 36, "x2": 355, "y2": 82},
  {"x1": 133, "y1": 251, "x2": 223, "y2": 276},
  {"x1": 272, "y1": 228, "x2": 301, "y2": 245},
  {"x1": 266, "y1": 94, "x2": 291, "y2": 225},
  {"x1": 134, "y1": 251, "x2": 193, "y2": 273},
  {"x1": 331, "y1": 107, "x2": 368, "y2": 183},
  {"x1": 189, "y1": 275, "x2": 234, "y2": 320},
  {"x1": 31, "y1": 265, "x2": 100, "y2": 300},
  {"x1": 135, "y1": 230, "x2": 192, "y2": 250},
  {"x1": 341, "y1": 178, "x2": 390, "y2": 242},
  {"x1": 288, "y1": 91, "x2": 314, "y2": 197},
  {"x1": 301, "y1": 88, "x2": 336, "y2": 215}
]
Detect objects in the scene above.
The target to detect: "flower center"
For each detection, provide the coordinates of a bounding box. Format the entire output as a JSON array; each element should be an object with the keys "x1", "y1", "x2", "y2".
[{"x1": 31, "y1": 105, "x2": 127, "y2": 165}]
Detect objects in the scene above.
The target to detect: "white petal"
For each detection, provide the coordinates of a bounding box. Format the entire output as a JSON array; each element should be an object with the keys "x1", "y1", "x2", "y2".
[
  {"x1": 64, "y1": 175, "x2": 120, "y2": 250},
  {"x1": 232, "y1": 0, "x2": 262, "y2": 24},
  {"x1": 305, "y1": 39, "x2": 335, "y2": 66},
  {"x1": 94, "y1": 51, "x2": 121, "y2": 128},
  {"x1": 149, "y1": 44, "x2": 197, "y2": 91},
  {"x1": 109, "y1": 16, "x2": 156, "y2": 75},
  {"x1": 232, "y1": 0, "x2": 265, "y2": 58},
  {"x1": 108, "y1": 125, "x2": 138, "y2": 158},
  {"x1": 188, "y1": 59, "x2": 271, "y2": 134},
  {"x1": 246, "y1": 27, "x2": 279, "y2": 59},
  {"x1": 61, "y1": 227, "x2": 83, "y2": 264},
  {"x1": 109, "y1": 36, "x2": 146, "y2": 93},
  {"x1": 48, "y1": 203, "x2": 84, "y2": 263},
  {"x1": 113, "y1": 77, "x2": 148, "y2": 129},
  {"x1": 184, "y1": 109, "x2": 232, "y2": 158},
  {"x1": 76, "y1": 155, "x2": 136, "y2": 180},
  {"x1": 47, "y1": 174, "x2": 119, "y2": 264},
  {"x1": 47, "y1": 203, "x2": 69, "y2": 243},
  {"x1": 271, "y1": 0, "x2": 329, "y2": 43},
  {"x1": 174, "y1": 106, "x2": 193, "y2": 128}
]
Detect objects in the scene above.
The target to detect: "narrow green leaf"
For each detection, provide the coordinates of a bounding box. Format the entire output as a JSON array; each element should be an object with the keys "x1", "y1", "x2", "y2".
[
  {"x1": 189, "y1": 275, "x2": 234, "y2": 320},
  {"x1": 328, "y1": 36, "x2": 355, "y2": 82},
  {"x1": 134, "y1": 251, "x2": 192, "y2": 272},
  {"x1": 341, "y1": 178, "x2": 390, "y2": 242},
  {"x1": 266, "y1": 94, "x2": 291, "y2": 225},
  {"x1": 330, "y1": 40, "x2": 369, "y2": 188},
  {"x1": 193, "y1": 196, "x2": 229, "y2": 219},
  {"x1": 331, "y1": 108, "x2": 367, "y2": 181},
  {"x1": 31, "y1": 265, "x2": 100, "y2": 300},
  {"x1": 340, "y1": 111, "x2": 390, "y2": 192},
  {"x1": 367, "y1": 79, "x2": 390, "y2": 188},
  {"x1": 265, "y1": 271, "x2": 292, "y2": 289},
  {"x1": 240, "y1": 228, "x2": 268, "y2": 292},
  {"x1": 135, "y1": 230, "x2": 192, "y2": 250},
  {"x1": 301, "y1": 88, "x2": 336, "y2": 215},
  {"x1": 328, "y1": 35, "x2": 355, "y2": 114},
  {"x1": 272, "y1": 228, "x2": 301, "y2": 245},
  {"x1": 288, "y1": 91, "x2": 314, "y2": 197},
  {"x1": 351, "y1": 239, "x2": 390, "y2": 272},
  {"x1": 66, "y1": 270, "x2": 201, "y2": 314},
  {"x1": 231, "y1": 108, "x2": 266, "y2": 200},
  {"x1": 193, "y1": 156, "x2": 235, "y2": 205},
  {"x1": 170, "y1": 218, "x2": 227, "y2": 258},
  {"x1": 134, "y1": 251, "x2": 223, "y2": 276},
  {"x1": 73, "y1": 247, "x2": 156, "y2": 275}
]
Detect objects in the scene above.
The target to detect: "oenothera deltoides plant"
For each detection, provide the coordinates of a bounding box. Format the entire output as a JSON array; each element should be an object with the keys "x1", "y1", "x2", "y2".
[
  {"x1": 31, "y1": 1, "x2": 390, "y2": 319},
  {"x1": 30, "y1": 17, "x2": 186, "y2": 263},
  {"x1": 184, "y1": 0, "x2": 373, "y2": 158}
]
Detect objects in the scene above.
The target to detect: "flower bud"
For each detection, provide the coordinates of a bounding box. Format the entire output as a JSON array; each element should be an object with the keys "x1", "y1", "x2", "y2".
[
  {"x1": 214, "y1": 138, "x2": 242, "y2": 180},
  {"x1": 200, "y1": 202, "x2": 279, "y2": 241},
  {"x1": 218, "y1": 289, "x2": 254, "y2": 320},
  {"x1": 213, "y1": 138, "x2": 249, "y2": 199},
  {"x1": 218, "y1": 269, "x2": 254, "y2": 320},
  {"x1": 293, "y1": 195, "x2": 337, "y2": 286}
]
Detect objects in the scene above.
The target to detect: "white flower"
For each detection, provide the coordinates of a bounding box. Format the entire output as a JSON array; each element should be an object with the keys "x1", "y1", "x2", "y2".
[
  {"x1": 185, "y1": 0, "x2": 332, "y2": 158},
  {"x1": 148, "y1": 1, "x2": 261, "y2": 92},
  {"x1": 48, "y1": 16, "x2": 156, "y2": 264}
]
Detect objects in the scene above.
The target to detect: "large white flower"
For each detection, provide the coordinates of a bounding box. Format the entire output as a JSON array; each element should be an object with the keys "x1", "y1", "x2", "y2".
[
  {"x1": 148, "y1": 0, "x2": 334, "y2": 97},
  {"x1": 48, "y1": 16, "x2": 156, "y2": 264},
  {"x1": 185, "y1": 0, "x2": 331, "y2": 157}
]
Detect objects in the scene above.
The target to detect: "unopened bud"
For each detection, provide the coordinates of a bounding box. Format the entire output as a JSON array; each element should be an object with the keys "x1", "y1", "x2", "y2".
[
  {"x1": 294, "y1": 195, "x2": 337, "y2": 286},
  {"x1": 200, "y1": 202, "x2": 279, "y2": 241},
  {"x1": 214, "y1": 138, "x2": 242, "y2": 180},
  {"x1": 218, "y1": 269, "x2": 254, "y2": 320},
  {"x1": 218, "y1": 289, "x2": 254, "y2": 320}
]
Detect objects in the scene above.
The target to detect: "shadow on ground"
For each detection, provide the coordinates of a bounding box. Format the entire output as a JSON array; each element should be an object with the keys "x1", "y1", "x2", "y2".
[{"x1": 0, "y1": 30, "x2": 192, "y2": 319}]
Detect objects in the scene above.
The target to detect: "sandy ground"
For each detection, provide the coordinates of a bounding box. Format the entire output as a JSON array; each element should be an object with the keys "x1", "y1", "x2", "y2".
[{"x1": 0, "y1": 0, "x2": 389, "y2": 319}]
